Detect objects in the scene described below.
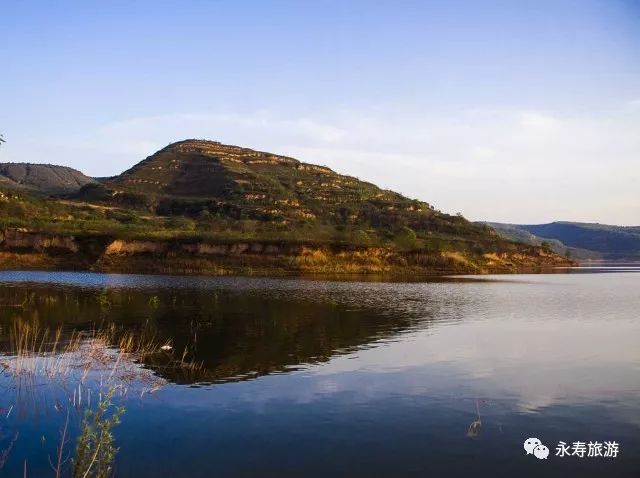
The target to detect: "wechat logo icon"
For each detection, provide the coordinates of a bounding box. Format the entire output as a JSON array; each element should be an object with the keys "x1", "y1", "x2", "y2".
[{"x1": 524, "y1": 438, "x2": 549, "y2": 460}]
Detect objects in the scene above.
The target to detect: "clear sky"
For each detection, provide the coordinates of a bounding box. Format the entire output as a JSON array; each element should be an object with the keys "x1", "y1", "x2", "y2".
[{"x1": 1, "y1": 0, "x2": 639, "y2": 224}]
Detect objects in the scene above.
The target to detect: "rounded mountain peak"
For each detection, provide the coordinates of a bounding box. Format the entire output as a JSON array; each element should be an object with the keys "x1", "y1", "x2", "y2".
[{"x1": 160, "y1": 139, "x2": 297, "y2": 163}]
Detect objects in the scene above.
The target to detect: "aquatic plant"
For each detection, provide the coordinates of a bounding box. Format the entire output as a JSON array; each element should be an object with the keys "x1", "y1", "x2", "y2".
[
  {"x1": 48, "y1": 410, "x2": 70, "y2": 478},
  {"x1": 0, "y1": 318, "x2": 203, "y2": 476},
  {"x1": 1, "y1": 319, "x2": 197, "y2": 387},
  {"x1": 73, "y1": 387, "x2": 124, "y2": 478},
  {"x1": 147, "y1": 295, "x2": 160, "y2": 309},
  {"x1": 0, "y1": 430, "x2": 19, "y2": 472},
  {"x1": 96, "y1": 290, "x2": 111, "y2": 310},
  {"x1": 466, "y1": 399, "x2": 482, "y2": 439}
]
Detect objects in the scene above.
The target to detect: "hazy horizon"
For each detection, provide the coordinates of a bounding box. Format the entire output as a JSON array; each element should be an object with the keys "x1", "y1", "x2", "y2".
[{"x1": 1, "y1": 0, "x2": 639, "y2": 225}]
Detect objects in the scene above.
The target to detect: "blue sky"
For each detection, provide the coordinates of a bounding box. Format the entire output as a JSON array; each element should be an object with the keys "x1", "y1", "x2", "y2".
[{"x1": 1, "y1": 0, "x2": 639, "y2": 224}]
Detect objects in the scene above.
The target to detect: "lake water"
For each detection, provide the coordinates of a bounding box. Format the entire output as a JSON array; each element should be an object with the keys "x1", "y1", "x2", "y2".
[{"x1": 0, "y1": 270, "x2": 638, "y2": 477}]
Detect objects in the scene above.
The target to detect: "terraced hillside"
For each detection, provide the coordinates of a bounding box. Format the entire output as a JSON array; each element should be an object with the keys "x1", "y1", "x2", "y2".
[
  {"x1": 77, "y1": 140, "x2": 499, "y2": 243},
  {"x1": 87, "y1": 140, "x2": 436, "y2": 226}
]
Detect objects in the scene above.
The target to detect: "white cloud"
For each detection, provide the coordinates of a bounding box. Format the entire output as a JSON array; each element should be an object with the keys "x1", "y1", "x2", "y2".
[
  {"x1": 518, "y1": 111, "x2": 562, "y2": 130},
  {"x1": 627, "y1": 99, "x2": 640, "y2": 110}
]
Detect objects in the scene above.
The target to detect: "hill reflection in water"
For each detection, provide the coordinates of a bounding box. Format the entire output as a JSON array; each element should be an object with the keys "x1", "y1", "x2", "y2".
[{"x1": 0, "y1": 274, "x2": 471, "y2": 384}]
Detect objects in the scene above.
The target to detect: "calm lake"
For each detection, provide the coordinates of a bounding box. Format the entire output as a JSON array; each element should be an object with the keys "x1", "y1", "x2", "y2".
[{"x1": 0, "y1": 269, "x2": 638, "y2": 477}]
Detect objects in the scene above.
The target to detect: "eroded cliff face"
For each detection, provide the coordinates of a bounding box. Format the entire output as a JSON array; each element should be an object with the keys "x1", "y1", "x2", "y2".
[
  {"x1": 0, "y1": 228, "x2": 80, "y2": 252},
  {"x1": 104, "y1": 240, "x2": 293, "y2": 256},
  {"x1": 0, "y1": 229, "x2": 574, "y2": 276},
  {"x1": 105, "y1": 240, "x2": 169, "y2": 255},
  {"x1": 96, "y1": 239, "x2": 402, "y2": 274}
]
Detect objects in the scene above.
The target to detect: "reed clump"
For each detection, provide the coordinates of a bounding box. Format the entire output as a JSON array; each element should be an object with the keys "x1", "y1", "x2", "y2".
[
  {"x1": 0, "y1": 319, "x2": 203, "y2": 477},
  {"x1": 0, "y1": 319, "x2": 202, "y2": 401}
]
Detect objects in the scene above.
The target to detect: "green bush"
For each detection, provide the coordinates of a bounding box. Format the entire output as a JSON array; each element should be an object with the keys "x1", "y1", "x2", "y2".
[
  {"x1": 352, "y1": 229, "x2": 371, "y2": 246},
  {"x1": 394, "y1": 226, "x2": 417, "y2": 250}
]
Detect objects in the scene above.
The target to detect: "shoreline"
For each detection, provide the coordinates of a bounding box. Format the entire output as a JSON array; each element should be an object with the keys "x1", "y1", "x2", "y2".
[
  {"x1": 0, "y1": 256, "x2": 574, "y2": 281},
  {"x1": 0, "y1": 227, "x2": 575, "y2": 279}
]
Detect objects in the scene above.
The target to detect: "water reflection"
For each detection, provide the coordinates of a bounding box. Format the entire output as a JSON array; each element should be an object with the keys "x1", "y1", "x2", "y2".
[
  {"x1": 0, "y1": 276, "x2": 464, "y2": 384},
  {"x1": 0, "y1": 271, "x2": 638, "y2": 477}
]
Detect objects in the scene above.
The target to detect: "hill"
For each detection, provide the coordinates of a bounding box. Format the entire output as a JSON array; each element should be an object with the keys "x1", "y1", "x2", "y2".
[
  {"x1": 72, "y1": 139, "x2": 509, "y2": 245},
  {"x1": 483, "y1": 221, "x2": 640, "y2": 260},
  {"x1": 0, "y1": 163, "x2": 95, "y2": 195},
  {"x1": 0, "y1": 140, "x2": 572, "y2": 275},
  {"x1": 482, "y1": 222, "x2": 600, "y2": 260},
  {"x1": 83, "y1": 139, "x2": 440, "y2": 227}
]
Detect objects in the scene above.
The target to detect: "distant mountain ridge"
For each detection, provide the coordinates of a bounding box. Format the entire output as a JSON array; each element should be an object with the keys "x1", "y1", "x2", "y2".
[
  {"x1": 0, "y1": 163, "x2": 95, "y2": 195},
  {"x1": 482, "y1": 221, "x2": 640, "y2": 260}
]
